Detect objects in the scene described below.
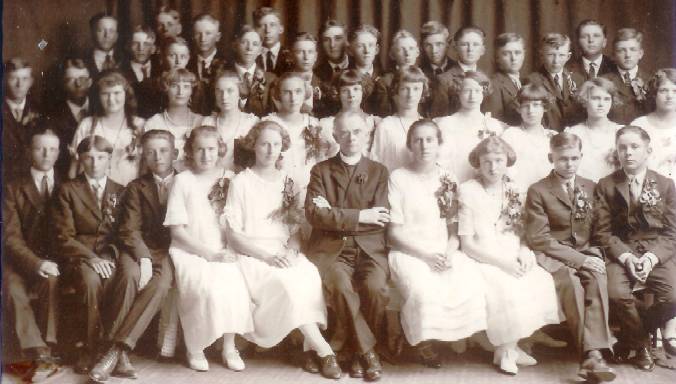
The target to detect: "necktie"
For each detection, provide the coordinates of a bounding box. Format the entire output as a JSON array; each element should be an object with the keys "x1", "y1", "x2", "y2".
[
  {"x1": 91, "y1": 181, "x2": 102, "y2": 208},
  {"x1": 629, "y1": 177, "x2": 641, "y2": 204},
  {"x1": 243, "y1": 71, "x2": 252, "y2": 89},
  {"x1": 199, "y1": 60, "x2": 206, "y2": 80},
  {"x1": 266, "y1": 51, "x2": 274, "y2": 72},
  {"x1": 434, "y1": 67, "x2": 442, "y2": 76},
  {"x1": 588, "y1": 63, "x2": 597, "y2": 79},
  {"x1": 566, "y1": 181, "x2": 575, "y2": 203},
  {"x1": 40, "y1": 175, "x2": 50, "y2": 199},
  {"x1": 554, "y1": 74, "x2": 562, "y2": 91},
  {"x1": 512, "y1": 77, "x2": 521, "y2": 90},
  {"x1": 623, "y1": 72, "x2": 632, "y2": 87},
  {"x1": 158, "y1": 181, "x2": 169, "y2": 206},
  {"x1": 143, "y1": 64, "x2": 151, "y2": 80},
  {"x1": 12, "y1": 107, "x2": 22, "y2": 121},
  {"x1": 103, "y1": 53, "x2": 115, "y2": 70}
]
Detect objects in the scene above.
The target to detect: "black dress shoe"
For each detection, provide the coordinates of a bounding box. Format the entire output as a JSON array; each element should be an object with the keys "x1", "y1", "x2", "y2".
[
  {"x1": 664, "y1": 337, "x2": 676, "y2": 356},
  {"x1": 318, "y1": 354, "x2": 341, "y2": 380},
  {"x1": 302, "y1": 351, "x2": 320, "y2": 374},
  {"x1": 74, "y1": 348, "x2": 92, "y2": 374},
  {"x1": 611, "y1": 343, "x2": 631, "y2": 364},
  {"x1": 349, "y1": 355, "x2": 364, "y2": 378},
  {"x1": 112, "y1": 350, "x2": 137, "y2": 379},
  {"x1": 417, "y1": 342, "x2": 442, "y2": 369},
  {"x1": 578, "y1": 350, "x2": 616, "y2": 382},
  {"x1": 634, "y1": 347, "x2": 655, "y2": 371},
  {"x1": 362, "y1": 350, "x2": 383, "y2": 382},
  {"x1": 89, "y1": 346, "x2": 121, "y2": 383}
]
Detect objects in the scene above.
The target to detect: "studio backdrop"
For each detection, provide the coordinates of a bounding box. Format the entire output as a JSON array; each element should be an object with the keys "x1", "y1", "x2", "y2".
[{"x1": 3, "y1": 0, "x2": 675, "y2": 96}]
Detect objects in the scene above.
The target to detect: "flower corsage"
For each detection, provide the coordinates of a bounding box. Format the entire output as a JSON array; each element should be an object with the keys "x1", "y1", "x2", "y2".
[
  {"x1": 208, "y1": 176, "x2": 231, "y2": 219},
  {"x1": 125, "y1": 121, "x2": 143, "y2": 161},
  {"x1": 477, "y1": 112, "x2": 498, "y2": 140},
  {"x1": 268, "y1": 176, "x2": 305, "y2": 233},
  {"x1": 435, "y1": 174, "x2": 458, "y2": 221},
  {"x1": 631, "y1": 77, "x2": 647, "y2": 102},
  {"x1": 572, "y1": 186, "x2": 593, "y2": 222},
  {"x1": 103, "y1": 193, "x2": 120, "y2": 223},
  {"x1": 498, "y1": 181, "x2": 525, "y2": 235},
  {"x1": 302, "y1": 124, "x2": 329, "y2": 162},
  {"x1": 639, "y1": 178, "x2": 662, "y2": 214}
]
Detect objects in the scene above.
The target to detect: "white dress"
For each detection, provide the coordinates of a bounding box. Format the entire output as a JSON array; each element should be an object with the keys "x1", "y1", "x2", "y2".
[
  {"x1": 202, "y1": 112, "x2": 259, "y2": 171},
  {"x1": 70, "y1": 116, "x2": 145, "y2": 186},
  {"x1": 434, "y1": 112, "x2": 506, "y2": 183},
  {"x1": 501, "y1": 126, "x2": 557, "y2": 191},
  {"x1": 565, "y1": 122, "x2": 622, "y2": 182},
  {"x1": 144, "y1": 111, "x2": 204, "y2": 172},
  {"x1": 632, "y1": 115, "x2": 676, "y2": 184},
  {"x1": 319, "y1": 114, "x2": 379, "y2": 157},
  {"x1": 457, "y1": 179, "x2": 560, "y2": 346},
  {"x1": 225, "y1": 168, "x2": 327, "y2": 347},
  {"x1": 370, "y1": 115, "x2": 418, "y2": 172},
  {"x1": 388, "y1": 167, "x2": 487, "y2": 346},
  {"x1": 164, "y1": 169, "x2": 253, "y2": 352}
]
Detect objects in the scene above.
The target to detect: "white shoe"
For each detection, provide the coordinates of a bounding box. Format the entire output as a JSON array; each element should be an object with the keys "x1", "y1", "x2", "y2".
[
  {"x1": 515, "y1": 346, "x2": 537, "y2": 366},
  {"x1": 493, "y1": 347, "x2": 518, "y2": 375},
  {"x1": 223, "y1": 350, "x2": 245, "y2": 371},
  {"x1": 187, "y1": 351, "x2": 209, "y2": 372}
]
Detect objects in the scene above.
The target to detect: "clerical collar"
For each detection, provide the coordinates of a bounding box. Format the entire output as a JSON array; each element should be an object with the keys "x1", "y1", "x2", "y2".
[{"x1": 339, "y1": 151, "x2": 362, "y2": 166}]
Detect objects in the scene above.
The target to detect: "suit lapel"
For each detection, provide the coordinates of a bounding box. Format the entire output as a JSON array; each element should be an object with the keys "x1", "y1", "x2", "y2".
[
  {"x1": 501, "y1": 73, "x2": 519, "y2": 97},
  {"x1": 546, "y1": 172, "x2": 572, "y2": 208},
  {"x1": 20, "y1": 177, "x2": 43, "y2": 208},
  {"x1": 74, "y1": 176, "x2": 103, "y2": 220},
  {"x1": 140, "y1": 174, "x2": 161, "y2": 217},
  {"x1": 329, "y1": 155, "x2": 350, "y2": 191},
  {"x1": 613, "y1": 171, "x2": 631, "y2": 211}
]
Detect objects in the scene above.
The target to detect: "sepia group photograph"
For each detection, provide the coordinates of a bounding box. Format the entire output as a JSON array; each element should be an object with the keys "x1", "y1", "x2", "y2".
[{"x1": 1, "y1": 0, "x2": 676, "y2": 383}]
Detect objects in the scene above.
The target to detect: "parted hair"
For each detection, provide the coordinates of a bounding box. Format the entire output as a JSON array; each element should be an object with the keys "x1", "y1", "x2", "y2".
[
  {"x1": 241, "y1": 120, "x2": 291, "y2": 169},
  {"x1": 575, "y1": 19, "x2": 607, "y2": 38},
  {"x1": 157, "y1": 6, "x2": 180, "y2": 21},
  {"x1": 91, "y1": 70, "x2": 137, "y2": 118},
  {"x1": 161, "y1": 68, "x2": 197, "y2": 91},
  {"x1": 613, "y1": 28, "x2": 643, "y2": 47},
  {"x1": 575, "y1": 77, "x2": 623, "y2": 108},
  {"x1": 320, "y1": 19, "x2": 346, "y2": 36},
  {"x1": 165, "y1": 36, "x2": 190, "y2": 51},
  {"x1": 495, "y1": 32, "x2": 524, "y2": 49},
  {"x1": 253, "y1": 6, "x2": 281, "y2": 25},
  {"x1": 452, "y1": 70, "x2": 492, "y2": 96},
  {"x1": 391, "y1": 66, "x2": 430, "y2": 101},
  {"x1": 615, "y1": 125, "x2": 650, "y2": 144},
  {"x1": 89, "y1": 12, "x2": 117, "y2": 31},
  {"x1": 63, "y1": 58, "x2": 89, "y2": 72},
  {"x1": 76, "y1": 134, "x2": 113, "y2": 155},
  {"x1": 550, "y1": 132, "x2": 582, "y2": 151},
  {"x1": 406, "y1": 119, "x2": 443, "y2": 150},
  {"x1": 647, "y1": 68, "x2": 676, "y2": 110},
  {"x1": 183, "y1": 125, "x2": 227, "y2": 167},
  {"x1": 420, "y1": 21, "x2": 449, "y2": 41},
  {"x1": 453, "y1": 25, "x2": 486, "y2": 43},
  {"x1": 515, "y1": 83, "x2": 554, "y2": 110},
  {"x1": 349, "y1": 24, "x2": 380, "y2": 43},
  {"x1": 141, "y1": 129, "x2": 176, "y2": 148},
  {"x1": 131, "y1": 25, "x2": 157, "y2": 43},
  {"x1": 293, "y1": 32, "x2": 318, "y2": 45},
  {"x1": 234, "y1": 24, "x2": 261, "y2": 41},
  {"x1": 4, "y1": 57, "x2": 32, "y2": 73},
  {"x1": 540, "y1": 33, "x2": 571, "y2": 50},
  {"x1": 468, "y1": 136, "x2": 517, "y2": 169},
  {"x1": 192, "y1": 13, "x2": 219, "y2": 28},
  {"x1": 272, "y1": 72, "x2": 311, "y2": 101}
]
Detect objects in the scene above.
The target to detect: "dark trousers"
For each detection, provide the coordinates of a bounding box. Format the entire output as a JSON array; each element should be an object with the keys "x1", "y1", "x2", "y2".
[
  {"x1": 2, "y1": 266, "x2": 58, "y2": 351},
  {"x1": 607, "y1": 259, "x2": 676, "y2": 349},
  {"x1": 319, "y1": 238, "x2": 389, "y2": 355},
  {"x1": 63, "y1": 259, "x2": 117, "y2": 353},
  {"x1": 552, "y1": 267, "x2": 612, "y2": 354},
  {"x1": 105, "y1": 253, "x2": 173, "y2": 350}
]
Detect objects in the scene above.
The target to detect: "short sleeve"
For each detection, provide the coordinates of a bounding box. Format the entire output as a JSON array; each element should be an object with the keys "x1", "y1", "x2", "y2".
[
  {"x1": 387, "y1": 170, "x2": 405, "y2": 225},
  {"x1": 457, "y1": 182, "x2": 476, "y2": 236},
  {"x1": 223, "y1": 173, "x2": 245, "y2": 233},
  {"x1": 163, "y1": 173, "x2": 189, "y2": 226}
]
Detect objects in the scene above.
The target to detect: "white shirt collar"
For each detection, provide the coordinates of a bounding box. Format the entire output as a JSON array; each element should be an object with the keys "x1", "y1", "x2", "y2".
[
  {"x1": 339, "y1": 151, "x2": 362, "y2": 166},
  {"x1": 582, "y1": 56, "x2": 603, "y2": 73},
  {"x1": 30, "y1": 167, "x2": 55, "y2": 193},
  {"x1": 431, "y1": 58, "x2": 449, "y2": 72},
  {"x1": 618, "y1": 66, "x2": 639, "y2": 81},
  {"x1": 548, "y1": 70, "x2": 564, "y2": 87},
  {"x1": 6, "y1": 98, "x2": 26, "y2": 111},
  {"x1": 235, "y1": 62, "x2": 257, "y2": 78},
  {"x1": 198, "y1": 49, "x2": 218, "y2": 67},
  {"x1": 357, "y1": 64, "x2": 374, "y2": 77},
  {"x1": 93, "y1": 49, "x2": 114, "y2": 70},
  {"x1": 330, "y1": 55, "x2": 349, "y2": 71},
  {"x1": 458, "y1": 62, "x2": 477, "y2": 72},
  {"x1": 153, "y1": 172, "x2": 174, "y2": 185},
  {"x1": 130, "y1": 61, "x2": 151, "y2": 81},
  {"x1": 625, "y1": 167, "x2": 647, "y2": 186},
  {"x1": 66, "y1": 98, "x2": 89, "y2": 122},
  {"x1": 263, "y1": 42, "x2": 281, "y2": 58},
  {"x1": 85, "y1": 174, "x2": 108, "y2": 191},
  {"x1": 554, "y1": 171, "x2": 575, "y2": 190}
]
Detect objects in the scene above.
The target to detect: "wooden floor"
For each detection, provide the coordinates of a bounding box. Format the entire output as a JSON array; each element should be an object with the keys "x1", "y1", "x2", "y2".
[{"x1": 3, "y1": 346, "x2": 675, "y2": 384}]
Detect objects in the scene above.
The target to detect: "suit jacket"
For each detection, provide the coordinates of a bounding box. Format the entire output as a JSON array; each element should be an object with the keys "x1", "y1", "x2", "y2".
[
  {"x1": 51, "y1": 174, "x2": 125, "y2": 263},
  {"x1": 83, "y1": 48, "x2": 126, "y2": 79},
  {"x1": 526, "y1": 171, "x2": 600, "y2": 272},
  {"x1": 45, "y1": 99, "x2": 89, "y2": 177},
  {"x1": 315, "y1": 56, "x2": 351, "y2": 83},
  {"x1": 305, "y1": 155, "x2": 390, "y2": 272},
  {"x1": 602, "y1": 68, "x2": 651, "y2": 125},
  {"x1": 419, "y1": 57, "x2": 457, "y2": 84},
  {"x1": 485, "y1": 71, "x2": 522, "y2": 126},
  {"x1": 592, "y1": 169, "x2": 676, "y2": 264},
  {"x1": 526, "y1": 67, "x2": 584, "y2": 131},
  {"x1": 187, "y1": 50, "x2": 228, "y2": 115},
  {"x1": 116, "y1": 173, "x2": 171, "y2": 262},
  {"x1": 224, "y1": 63, "x2": 277, "y2": 117},
  {"x1": 349, "y1": 64, "x2": 390, "y2": 118},
  {"x1": 567, "y1": 55, "x2": 616, "y2": 82},
  {"x1": 428, "y1": 64, "x2": 464, "y2": 118},
  {"x1": 2, "y1": 97, "x2": 42, "y2": 182},
  {"x1": 3, "y1": 175, "x2": 60, "y2": 277},
  {"x1": 119, "y1": 56, "x2": 164, "y2": 119},
  {"x1": 256, "y1": 47, "x2": 294, "y2": 76}
]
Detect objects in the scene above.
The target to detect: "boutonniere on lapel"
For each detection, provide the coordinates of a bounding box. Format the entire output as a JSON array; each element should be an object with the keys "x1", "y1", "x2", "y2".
[
  {"x1": 355, "y1": 173, "x2": 368, "y2": 184},
  {"x1": 639, "y1": 178, "x2": 662, "y2": 213},
  {"x1": 313, "y1": 85, "x2": 322, "y2": 101},
  {"x1": 435, "y1": 174, "x2": 458, "y2": 220},
  {"x1": 572, "y1": 186, "x2": 593, "y2": 222},
  {"x1": 208, "y1": 176, "x2": 231, "y2": 220},
  {"x1": 498, "y1": 179, "x2": 524, "y2": 235},
  {"x1": 125, "y1": 120, "x2": 143, "y2": 161},
  {"x1": 302, "y1": 124, "x2": 329, "y2": 162},
  {"x1": 103, "y1": 193, "x2": 120, "y2": 223},
  {"x1": 268, "y1": 176, "x2": 305, "y2": 231},
  {"x1": 251, "y1": 68, "x2": 267, "y2": 100},
  {"x1": 564, "y1": 71, "x2": 577, "y2": 96},
  {"x1": 20, "y1": 110, "x2": 40, "y2": 126},
  {"x1": 477, "y1": 112, "x2": 498, "y2": 140},
  {"x1": 631, "y1": 77, "x2": 647, "y2": 101}
]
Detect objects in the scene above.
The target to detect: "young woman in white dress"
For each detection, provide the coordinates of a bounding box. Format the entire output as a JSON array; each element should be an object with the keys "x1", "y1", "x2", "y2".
[
  {"x1": 370, "y1": 66, "x2": 427, "y2": 171},
  {"x1": 163, "y1": 126, "x2": 253, "y2": 372},
  {"x1": 631, "y1": 68, "x2": 676, "y2": 354},
  {"x1": 144, "y1": 68, "x2": 204, "y2": 172},
  {"x1": 565, "y1": 77, "x2": 623, "y2": 182},
  {"x1": 69, "y1": 70, "x2": 145, "y2": 186},
  {"x1": 387, "y1": 119, "x2": 487, "y2": 368},
  {"x1": 318, "y1": 69, "x2": 381, "y2": 155},
  {"x1": 433, "y1": 71, "x2": 505, "y2": 182},
  {"x1": 501, "y1": 84, "x2": 558, "y2": 191},
  {"x1": 202, "y1": 70, "x2": 259, "y2": 171},
  {"x1": 224, "y1": 120, "x2": 340, "y2": 380},
  {"x1": 458, "y1": 136, "x2": 559, "y2": 375}
]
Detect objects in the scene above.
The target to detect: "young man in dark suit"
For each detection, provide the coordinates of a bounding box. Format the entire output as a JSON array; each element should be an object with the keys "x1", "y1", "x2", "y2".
[
  {"x1": 89, "y1": 130, "x2": 177, "y2": 382},
  {"x1": 3, "y1": 58, "x2": 43, "y2": 183},
  {"x1": 526, "y1": 132, "x2": 615, "y2": 382},
  {"x1": 485, "y1": 33, "x2": 525, "y2": 126},
  {"x1": 187, "y1": 13, "x2": 227, "y2": 115},
  {"x1": 51, "y1": 135, "x2": 125, "y2": 373},
  {"x1": 119, "y1": 25, "x2": 163, "y2": 119},
  {"x1": 47, "y1": 58, "x2": 92, "y2": 177},
  {"x1": 568, "y1": 20, "x2": 616, "y2": 82},
  {"x1": 602, "y1": 29, "x2": 651, "y2": 125},
  {"x1": 593, "y1": 126, "x2": 676, "y2": 372},
  {"x1": 527, "y1": 33, "x2": 584, "y2": 131},
  {"x1": 348, "y1": 25, "x2": 390, "y2": 118},
  {"x1": 84, "y1": 13, "x2": 125, "y2": 78},
  {"x1": 305, "y1": 112, "x2": 390, "y2": 381},
  {"x1": 253, "y1": 7, "x2": 292, "y2": 75},
  {"x1": 3, "y1": 128, "x2": 62, "y2": 382},
  {"x1": 316, "y1": 20, "x2": 350, "y2": 83}
]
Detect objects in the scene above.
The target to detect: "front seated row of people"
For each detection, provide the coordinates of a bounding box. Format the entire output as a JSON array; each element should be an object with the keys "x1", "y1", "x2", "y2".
[{"x1": 3, "y1": 114, "x2": 676, "y2": 383}]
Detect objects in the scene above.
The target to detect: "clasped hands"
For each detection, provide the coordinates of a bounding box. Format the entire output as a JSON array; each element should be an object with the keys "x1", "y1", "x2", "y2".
[
  {"x1": 425, "y1": 252, "x2": 453, "y2": 272},
  {"x1": 266, "y1": 247, "x2": 299, "y2": 269},
  {"x1": 313, "y1": 195, "x2": 390, "y2": 227},
  {"x1": 502, "y1": 248, "x2": 536, "y2": 278},
  {"x1": 623, "y1": 254, "x2": 655, "y2": 283}
]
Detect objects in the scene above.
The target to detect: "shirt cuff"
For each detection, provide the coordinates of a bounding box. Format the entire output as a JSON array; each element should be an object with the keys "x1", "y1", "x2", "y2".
[
  {"x1": 644, "y1": 252, "x2": 659, "y2": 267},
  {"x1": 618, "y1": 252, "x2": 634, "y2": 265}
]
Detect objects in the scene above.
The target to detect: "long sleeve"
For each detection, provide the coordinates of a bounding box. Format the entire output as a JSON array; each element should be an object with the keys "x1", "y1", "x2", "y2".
[
  {"x1": 117, "y1": 182, "x2": 152, "y2": 261},
  {"x1": 305, "y1": 164, "x2": 360, "y2": 232},
  {"x1": 591, "y1": 183, "x2": 632, "y2": 261},
  {"x1": 2, "y1": 185, "x2": 43, "y2": 275},
  {"x1": 51, "y1": 186, "x2": 98, "y2": 261}
]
